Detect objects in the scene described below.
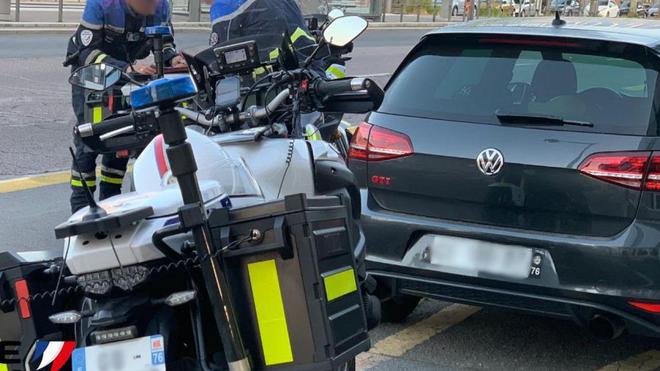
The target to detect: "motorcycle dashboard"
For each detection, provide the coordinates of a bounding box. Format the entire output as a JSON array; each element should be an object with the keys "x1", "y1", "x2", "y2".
[{"x1": 212, "y1": 40, "x2": 261, "y2": 75}]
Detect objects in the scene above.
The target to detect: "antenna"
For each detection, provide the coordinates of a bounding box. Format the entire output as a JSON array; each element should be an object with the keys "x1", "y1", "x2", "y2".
[
  {"x1": 69, "y1": 147, "x2": 107, "y2": 221},
  {"x1": 552, "y1": 10, "x2": 566, "y2": 26}
]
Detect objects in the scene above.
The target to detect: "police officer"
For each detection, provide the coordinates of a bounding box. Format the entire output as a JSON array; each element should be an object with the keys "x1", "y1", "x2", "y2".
[
  {"x1": 207, "y1": 0, "x2": 316, "y2": 60},
  {"x1": 65, "y1": 0, "x2": 186, "y2": 213}
]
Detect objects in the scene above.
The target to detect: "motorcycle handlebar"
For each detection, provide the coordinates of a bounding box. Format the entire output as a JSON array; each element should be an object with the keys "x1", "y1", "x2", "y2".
[
  {"x1": 76, "y1": 113, "x2": 136, "y2": 140},
  {"x1": 314, "y1": 77, "x2": 368, "y2": 97}
]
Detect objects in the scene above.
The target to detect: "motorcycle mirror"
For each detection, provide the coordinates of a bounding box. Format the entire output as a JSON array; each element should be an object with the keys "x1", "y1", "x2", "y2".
[
  {"x1": 327, "y1": 8, "x2": 345, "y2": 21},
  {"x1": 322, "y1": 16, "x2": 368, "y2": 48},
  {"x1": 69, "y1": 63, "x2": 121, "y2": 91},
  {"x1": 215, "y1": 76, "x2": 241, "y2": 110}
]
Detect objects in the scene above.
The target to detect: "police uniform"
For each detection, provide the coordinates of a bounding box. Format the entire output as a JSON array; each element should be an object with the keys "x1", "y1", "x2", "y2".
[
  {"x1": 66, "y1": 0, "x2": 176, "y2": 213},
  {"x1": 208, "y1": 0, "x2": 316, "y2": 60}
]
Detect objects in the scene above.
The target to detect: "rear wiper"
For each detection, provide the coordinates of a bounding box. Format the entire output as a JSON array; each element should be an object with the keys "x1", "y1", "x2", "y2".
[{"x1": 495, "y1": 111, "x2": 594, "y2": 128}]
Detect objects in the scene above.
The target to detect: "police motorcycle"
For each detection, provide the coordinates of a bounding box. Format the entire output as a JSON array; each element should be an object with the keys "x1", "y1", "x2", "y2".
[{"x1": 0, "y1": 15, "x2": 382, "y2": 371}]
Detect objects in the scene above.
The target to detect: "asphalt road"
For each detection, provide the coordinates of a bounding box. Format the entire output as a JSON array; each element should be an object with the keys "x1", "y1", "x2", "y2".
[
  {"x1": 3, "y1": 28, "x2": 660, "y2": 371},
  {"x1": 0, "y1": 29, "x2": 419, "y2": 179}
]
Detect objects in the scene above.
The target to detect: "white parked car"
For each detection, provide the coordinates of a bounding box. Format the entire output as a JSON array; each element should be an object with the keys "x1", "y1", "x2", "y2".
[
  {"x1": 583, "y1": 0, "x2": 619, "y2": 17},
  {"x1": 513, "y1": 0, "x2": 537, "y2": 15}
]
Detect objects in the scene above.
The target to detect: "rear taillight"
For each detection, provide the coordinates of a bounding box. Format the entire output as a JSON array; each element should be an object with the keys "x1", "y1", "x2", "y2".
[
  {"x1": 349, "y1": 123, "x2": 413, "y2": 162},
  {"x1": 578, "y1": 152, "x2": 650, "y2": 189},
  {"x1": 645, "y1": 155, "x2": 660, "y2": 191},
  {"x1": 629, "y1": 301, "x2": 660, "y2": 313},
  {"x1": 578, "y1": 151, "x2": 660, "y2": 191}
]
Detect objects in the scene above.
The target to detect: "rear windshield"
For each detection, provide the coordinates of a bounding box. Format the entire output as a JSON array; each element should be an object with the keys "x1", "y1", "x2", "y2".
[{"x1": 381, "y1": 36, "x2": 660, "y2": 135}]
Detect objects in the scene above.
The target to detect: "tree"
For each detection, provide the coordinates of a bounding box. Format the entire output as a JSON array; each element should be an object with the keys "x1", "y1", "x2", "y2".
[{"x1": 630, "y1": 0, "x2": 639, "y2": 17}]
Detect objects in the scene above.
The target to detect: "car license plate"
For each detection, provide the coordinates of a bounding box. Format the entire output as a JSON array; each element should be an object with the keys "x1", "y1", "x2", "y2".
[
  {"x1": 427, "y1": 235, "x2": 533, "y2": 279},
  {"x1": 71, "y1": 335, "x2": 165, "y2": 371}
]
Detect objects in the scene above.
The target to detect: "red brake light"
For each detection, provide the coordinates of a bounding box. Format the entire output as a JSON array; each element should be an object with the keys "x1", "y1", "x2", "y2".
[
  {"x1": 645, "y1": 155, "x2": 660, "y2": 191},
  {"x1": 349, "y1": 123, "x2": 413, "y2": 162},
  {"x1": 578, "y1": 152, "x2": 651, "y2": 190},
  {"x1": 14, "y1": 279, "x2": 31, "y2": 319},
  {"x1": 629, "y1": 301, "x2": 660, "y2": 313},
  {"x1": 348, "y1": 122, "x2": 372, "y2": 161}
]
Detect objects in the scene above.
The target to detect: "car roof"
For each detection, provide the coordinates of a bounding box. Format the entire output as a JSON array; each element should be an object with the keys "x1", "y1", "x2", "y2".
[{"x1": 428, "y1": 17, "x2": 660, "y2": 49}]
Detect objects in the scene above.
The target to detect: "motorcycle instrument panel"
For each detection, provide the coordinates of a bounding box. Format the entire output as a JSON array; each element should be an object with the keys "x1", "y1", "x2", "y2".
[{"x1": 213, "y1": 40, "x2": 261, "y2": 75}]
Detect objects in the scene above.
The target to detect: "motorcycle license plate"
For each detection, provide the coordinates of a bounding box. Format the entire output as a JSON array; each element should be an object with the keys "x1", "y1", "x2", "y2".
[{"x1": 71, "y1": 335, "x2": 165, "y2": 371}]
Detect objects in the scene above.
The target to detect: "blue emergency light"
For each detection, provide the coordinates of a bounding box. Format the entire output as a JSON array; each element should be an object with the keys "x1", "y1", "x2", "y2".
[
  {"x1": 145, "y1": 25, "x2": 172, "y2": 37},
  {"x1": 130, "y1": 76, "x2": 197, "y2": 110}
]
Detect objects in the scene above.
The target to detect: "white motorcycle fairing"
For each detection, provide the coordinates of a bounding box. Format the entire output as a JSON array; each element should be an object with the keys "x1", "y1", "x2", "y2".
[{"x1": 64, "y1": 129, "x2": 245, "y2": 275}]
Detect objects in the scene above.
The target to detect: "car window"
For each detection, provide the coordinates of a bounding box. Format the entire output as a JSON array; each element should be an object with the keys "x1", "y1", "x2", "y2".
[{"x1": 381, "y1": 37, "x2": 659, "y2": 136}]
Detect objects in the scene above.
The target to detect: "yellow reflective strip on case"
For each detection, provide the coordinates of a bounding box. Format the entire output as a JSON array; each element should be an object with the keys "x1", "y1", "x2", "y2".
[
  {"x1": 323, "y1": 267, "x2": 357, "y2": 302},
  {"x1": 94, "y1": 53, "x2": 108, "y2": 64},
  {"x1": 92, "y1": 106, "x2": 103, "y2": 124},
  {"x1": 290, "y1": 27, "x2": 315, "y2": 43},
  {"x1": 100, "y1": 175, "x2": 123, "y2": 185},
  {"x1": 247, "y1": 260, "x2": 293, "y2": 366}
]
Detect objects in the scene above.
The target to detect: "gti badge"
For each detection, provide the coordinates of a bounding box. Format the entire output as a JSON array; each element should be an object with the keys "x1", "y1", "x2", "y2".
[{"x1": 476, "y1": 148, "x2": 504, "y2": 176}]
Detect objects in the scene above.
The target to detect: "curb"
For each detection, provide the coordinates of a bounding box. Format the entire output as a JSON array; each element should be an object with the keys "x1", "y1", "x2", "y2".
[{"x1": 0, "y1": 21, "x2": 447, "y2": 33}]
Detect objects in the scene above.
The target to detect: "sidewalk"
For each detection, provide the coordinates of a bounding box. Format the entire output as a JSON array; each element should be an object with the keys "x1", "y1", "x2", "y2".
[{"x1": 0, "y1": 3, "x2": 456, "y2": 32}]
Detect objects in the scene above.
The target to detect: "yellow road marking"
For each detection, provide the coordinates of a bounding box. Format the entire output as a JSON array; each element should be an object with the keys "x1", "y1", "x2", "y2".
[
  {"x1": 0, "y1": 170, "x2": 70, "y2": 194},
  {"x1": 357, "y1": 303, "x2": 480, "y2": 370},
  {"x1": 0, "y1": 165, "x2": 134, "y2": 194},
  {"x1": 598, "y1": 350, "x2": 660, "y2": 371}
]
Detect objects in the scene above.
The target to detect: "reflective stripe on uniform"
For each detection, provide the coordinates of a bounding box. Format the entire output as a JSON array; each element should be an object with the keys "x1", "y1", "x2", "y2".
[
  {"x1": 71, "y1": 170, "x2": 96, "y2": 178},
  {"x1": 326, "y1": 64, "x2": 347, "y2": 79},
  {"x1": 290, "y1": 27, "x2": 315, "y2": 43},
  {"x1": 94, "y1": 53, "x2": 108, "y2": 64},
  {"x1": 99, "y1": 175, "x2": 123, "y2": 185},
  {"x1": 84, "y1": 49, "x2": 103, "y2": 65},
  {"x1": 100, "y1": 165, "x2": 125, "y2": 177},
  {"x1": 269, "y1": 48, "x2": 280, "y2": 61},
  {"x1": 71, "y1": 179, "x2": 97, "y2": 188}
]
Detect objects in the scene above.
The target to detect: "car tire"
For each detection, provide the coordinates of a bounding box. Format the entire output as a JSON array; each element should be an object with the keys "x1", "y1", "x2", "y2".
[
  {"x1": 335, "y1": 358, "x2": 356, "y2": 371},
  {"x1": 381, "y1": 295, "x2": 421, "y2": 323}
]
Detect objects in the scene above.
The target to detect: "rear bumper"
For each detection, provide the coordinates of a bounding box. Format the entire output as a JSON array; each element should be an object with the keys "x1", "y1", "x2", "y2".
[
  {"x1": 369, "y1": 266, "x2": 660, "y2": 337},
  {"x1": 361, "y1": 190, "x2": 660, "y2": 336}
]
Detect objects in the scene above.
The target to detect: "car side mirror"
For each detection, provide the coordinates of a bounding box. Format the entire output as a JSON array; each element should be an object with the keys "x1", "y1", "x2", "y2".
[
  {"x1": 322, "y1": 16, "x2": 368, "y2": 48},
  {"x1": 69, "y1": 64, "x2": 121, "y2": 91}
]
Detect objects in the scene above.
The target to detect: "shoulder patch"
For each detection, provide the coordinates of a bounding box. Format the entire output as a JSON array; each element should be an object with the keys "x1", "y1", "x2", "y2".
[
  {"x1": 80, "y1": 29, "x2": 94, "y2": 46},
  {"x1": 210, "y1": 32, "x2": 218, "y2": 46}
]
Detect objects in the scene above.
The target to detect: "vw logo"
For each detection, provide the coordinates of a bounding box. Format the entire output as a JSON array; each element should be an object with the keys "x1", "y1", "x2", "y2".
[{"x1": 476, "y1": 148, "x2": 504, "y2": 176}]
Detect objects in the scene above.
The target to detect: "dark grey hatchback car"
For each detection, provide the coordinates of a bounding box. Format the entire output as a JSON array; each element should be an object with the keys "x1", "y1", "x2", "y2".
[{"x1": 349, "y1": 17, "x2": 660, "y2": 339}]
